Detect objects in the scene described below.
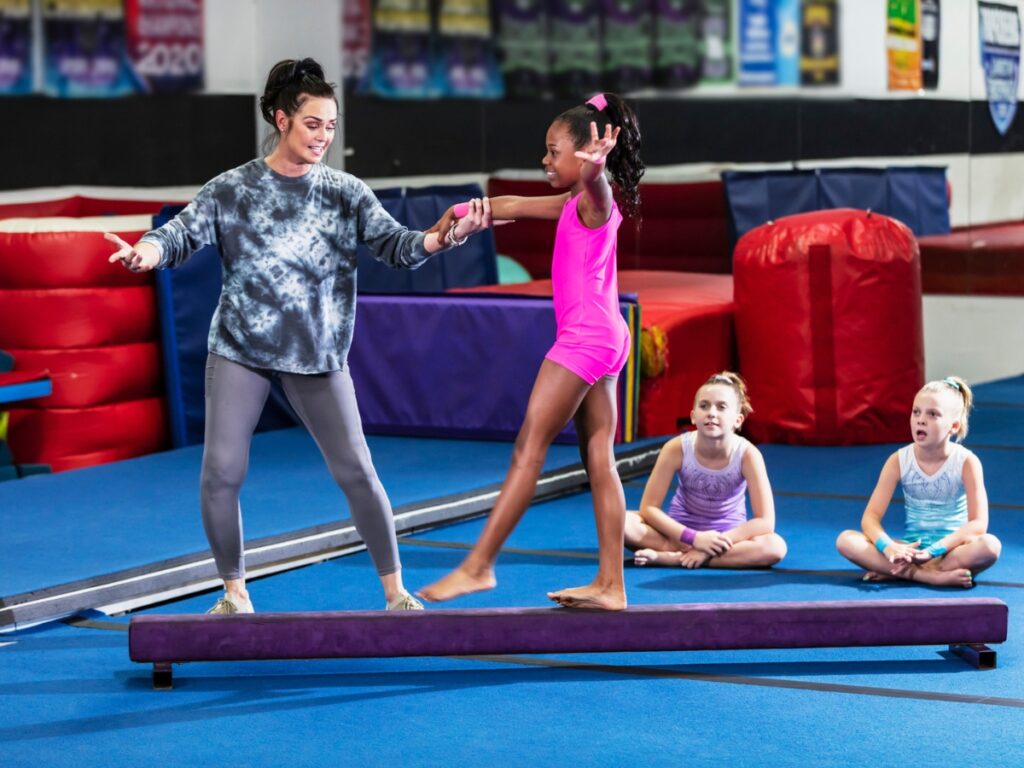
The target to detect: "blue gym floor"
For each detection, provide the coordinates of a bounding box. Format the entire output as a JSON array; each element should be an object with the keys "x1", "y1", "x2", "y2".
[{"x1": 2, "y1": 377, "x2": 1022, "y2": 767}]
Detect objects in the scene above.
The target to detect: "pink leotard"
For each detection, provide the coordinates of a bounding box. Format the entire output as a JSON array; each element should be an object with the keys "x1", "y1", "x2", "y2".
[{"x1": 544, "y1": 193, "x2": 630, "y2": 385}]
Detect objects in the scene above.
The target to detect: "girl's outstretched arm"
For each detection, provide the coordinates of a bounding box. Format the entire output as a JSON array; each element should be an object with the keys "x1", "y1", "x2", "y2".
[
  {"x1": 912, "y1": 454, "x2": 989, "y2": 563},
  {"x1": 427, "y1": 193, "x2": 570, "y2": 243},
  {"x1": 723, "y1": 446, "x2": 775, "y2": 544},
  {"x1": 575, "y1": 121, "x2": 620, "y2": 229},
  {"x1": 488, "y1": 193, "x2": 572, "y2": 221}
]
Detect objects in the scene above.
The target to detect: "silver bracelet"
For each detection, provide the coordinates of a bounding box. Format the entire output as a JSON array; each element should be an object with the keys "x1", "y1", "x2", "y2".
[{"x1": 445, "y1": 220, "x2": 469, "y2": 248}]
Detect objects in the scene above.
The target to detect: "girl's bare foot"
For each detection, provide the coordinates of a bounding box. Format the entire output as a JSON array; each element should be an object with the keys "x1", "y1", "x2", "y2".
[
  {"x1": 861, "y1": 571, "x2": 892, "y2": 582},
  {"x1": 417, "y1": 566, "x2": 497, "y2": 602},
  {"x1": 634, "y1": 548, "x2": 684, "y2": 567},
  {"x1": 546, "y1": 584, "x2": 627, "y2": 611},
  {"x1": 912, "y1": 567, "x2": 974, "y2": 588}
]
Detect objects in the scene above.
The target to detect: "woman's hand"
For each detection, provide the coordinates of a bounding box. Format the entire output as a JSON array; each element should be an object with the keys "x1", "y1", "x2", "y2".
[
  {"x1": 105, "y1": 233, "x2": 160, "y2": 272},
  {"x1": 574, "y1": 121, "x2": 621, "y2": 165},
  {"x1": 450, "y1": 197, "x2": 492, "y2": 242},
  {"x1": 692, "y1": 530, "x2": 732, "y2": 557}
]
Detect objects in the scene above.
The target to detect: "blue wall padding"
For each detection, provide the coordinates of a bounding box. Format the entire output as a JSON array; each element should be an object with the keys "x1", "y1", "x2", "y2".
[
  {"x1": 723, "y1": 167, "x2": 951, "y2": 244},
  {"x1": 154, "y1": 183, "x2": 497, "y2": 447},
  {"x1": 355, "y1": 183, "x2": 498, "y2": 293}
]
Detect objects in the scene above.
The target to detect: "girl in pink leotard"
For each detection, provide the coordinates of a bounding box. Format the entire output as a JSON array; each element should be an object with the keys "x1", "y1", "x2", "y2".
[{"x1": 419, "y1": 93, "x2": 644, "y2": 610}]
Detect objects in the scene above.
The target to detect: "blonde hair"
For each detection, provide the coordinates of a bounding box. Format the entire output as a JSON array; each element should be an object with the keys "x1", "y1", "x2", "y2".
[
  {"x1": 701, "y1": 371, "x2": 753, "y2": 418},
  {"x1": 919, "y1": 376, "x2": 974, "y2": 440}
]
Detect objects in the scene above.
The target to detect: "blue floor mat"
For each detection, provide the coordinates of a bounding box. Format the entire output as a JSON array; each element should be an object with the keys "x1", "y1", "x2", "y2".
[
  {"x1": 0, "y1": 375, "x2": 1020, "y2": 767},
  {"x1": 0, "y1": 431, "x2": 590, "y2": 596}
]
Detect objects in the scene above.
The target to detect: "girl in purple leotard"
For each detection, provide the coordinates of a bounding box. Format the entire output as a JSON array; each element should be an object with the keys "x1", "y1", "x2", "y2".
[{"x1": 625, "y1": 372, "x2": 787, "y2": 569}]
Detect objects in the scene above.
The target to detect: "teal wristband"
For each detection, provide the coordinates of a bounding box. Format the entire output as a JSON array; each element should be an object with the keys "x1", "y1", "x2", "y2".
[
  {"x1": 925, "y1": 543, "x2": 948, "y2": 558},
  {"x1": 874, "y1": 534, "x2": 893, "y2": 554}
]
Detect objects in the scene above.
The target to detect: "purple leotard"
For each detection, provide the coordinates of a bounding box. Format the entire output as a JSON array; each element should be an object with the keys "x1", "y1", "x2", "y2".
[{"x1": 666, "y1": 431, "x2": 750, "y2": 532}]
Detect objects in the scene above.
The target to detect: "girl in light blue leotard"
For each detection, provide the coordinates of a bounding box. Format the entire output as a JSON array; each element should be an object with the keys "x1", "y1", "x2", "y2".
[{"x1": 836, "y1": 377, "x2": 1001, "y2": 587}]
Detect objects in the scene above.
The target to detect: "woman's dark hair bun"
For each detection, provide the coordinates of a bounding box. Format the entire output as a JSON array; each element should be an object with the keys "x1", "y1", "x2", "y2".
[
  {"x1": 290, "y1": 58, "x2": 325, "y2": 82},
  {"x1": 259, "y1": 57, "x2": 337, "y2": 130}
]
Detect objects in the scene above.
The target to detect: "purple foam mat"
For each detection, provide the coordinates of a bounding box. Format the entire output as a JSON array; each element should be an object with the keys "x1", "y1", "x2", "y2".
[{"x1": 130, "y1": 598, "x2": 1008, "y2": 662}]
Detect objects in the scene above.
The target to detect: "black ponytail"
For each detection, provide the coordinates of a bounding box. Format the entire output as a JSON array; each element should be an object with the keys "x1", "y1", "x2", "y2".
[
  {"x1": 259, "y1": 58, "x2": 338, "y2": 150},
  {"x1": 555, "y1": 93, "x2": 645, "y2": 219}
]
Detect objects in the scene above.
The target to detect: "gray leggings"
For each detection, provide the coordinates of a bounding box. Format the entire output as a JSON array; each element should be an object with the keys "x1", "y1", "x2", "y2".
[{"x1": 200, "y1": 353, "x2": 400, "y2": 581}]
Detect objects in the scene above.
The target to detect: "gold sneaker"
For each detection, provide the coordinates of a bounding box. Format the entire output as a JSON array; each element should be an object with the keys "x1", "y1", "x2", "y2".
[
  {"x1": 385, "y1": 591, "x2": 424, "y2": 611},
  {"x1": 206, "y1": 594, "x2": 254, "y2": 614}
]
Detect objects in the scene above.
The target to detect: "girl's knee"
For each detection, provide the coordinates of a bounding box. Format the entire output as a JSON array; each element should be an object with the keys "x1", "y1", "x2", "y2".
[
  {"x1": 980, "y1": 533, "x2": 1002, "y2": 558},
  {"x1": 764, "y1": 534, "x2": 787, "y2": 565},
  {"x1": 623, "y1": 512, "x2": 645, "y2": 547},
  {"x1": 747, "y1": 534, "x2": 785, "y2": 566},
  {"x1": 510, "y1": 441, "x2": 547, "y2": 471},
  {"x1": 584, "y1": 456, "x2": 618, "y2": 485},
  {"x1": 969, "y1": 533, "x2": 1002, "y2": 566},
  {"x1": 835, "y1": 529, "x2": 863, "y2": 555}
]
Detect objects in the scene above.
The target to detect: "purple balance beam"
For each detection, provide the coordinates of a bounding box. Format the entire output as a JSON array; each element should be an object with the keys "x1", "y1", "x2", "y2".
[{"x1": 130, "y1": 598, "x2": 1007, "y2": 687}]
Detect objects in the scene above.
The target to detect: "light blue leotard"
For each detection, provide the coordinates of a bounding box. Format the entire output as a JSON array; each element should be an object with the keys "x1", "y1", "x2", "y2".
[{"x1": 899, "y1": 443, "x2": 972, "y2": 547}]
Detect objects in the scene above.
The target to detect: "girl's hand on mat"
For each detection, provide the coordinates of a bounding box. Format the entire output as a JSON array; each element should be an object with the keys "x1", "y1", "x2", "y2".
[
  {"x1": 692, "y1": 530, "x2": 732, "y2": 556},
  {"x1": 679, "y1": 549, "x2": 710, "y2": 569},
  {"x1": 105, "y1": 233, "x2": 159, "y2": 272}
]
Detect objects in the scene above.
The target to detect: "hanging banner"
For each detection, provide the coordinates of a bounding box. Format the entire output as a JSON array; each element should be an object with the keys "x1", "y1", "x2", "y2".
[
  {"x1": 495, "y1": 0, "x2": 548, "y2": 98},
  {"x1": 549, "y1": 0, "x2": 601, "y2": 98},
  {"x1": 979, "y1": 1, "x2": 1021, "y2": 136},
  {"x1": 887, "y1": 0, "x2": 922, "y2": 91},
  {"x1": 920, "y1": 0, "x2": 940, "y2": 89},
  {"x1": 343, "y1": 0, "x2": 372, "y2": 92},
  {"x1": 700, "y1": 0, "x2": 732, "y2": 84},
  {"x1": 776, "y1": 0, "x2": 800, "y2": 86},
  {"x1": 653, "y1": 0, "x2": 700, "y2": 89},
  {"x1": 602, "y1": 0, "x2": 653, "y2": 93},
  {"x1": 43, "y1": 0, "x2": 140, "y2": 97},
  {"x1": 738, "y1": 0, "x2": 776, "y2": 86},
  {"x1": 739, "y1": 0, "x2": 799, "y2": 87},
  {"x1": 368, "y1": 0, "x2": 436, "y2": 98},
  {"x1": 800, "y1": 0, "x2": 839, "y2": 86},
  {"x1": 0, "y1": 0, "x2": 32, "y2": 94},
  {"x1": 124, "y1": 0, "x2": 203, "y2": 93},
  {"x1": 436, "y1": 0, "x2": 503, "y2": 98}
]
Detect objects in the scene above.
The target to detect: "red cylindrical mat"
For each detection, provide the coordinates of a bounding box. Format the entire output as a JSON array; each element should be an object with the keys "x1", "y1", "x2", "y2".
[{"x1": 734, "y1": 209, "x2": 924, "y2": 445}]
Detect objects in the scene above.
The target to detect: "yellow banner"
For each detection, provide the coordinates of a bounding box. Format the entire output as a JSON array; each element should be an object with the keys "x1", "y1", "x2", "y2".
[{"x1": 887, "y1": 0, "x2": 923, "y2": 91}]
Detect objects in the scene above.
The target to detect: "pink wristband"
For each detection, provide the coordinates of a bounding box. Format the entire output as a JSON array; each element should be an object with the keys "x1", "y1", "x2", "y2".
[
  {"x1": 680, "y1": 527, "x2": 697, "y2": 545},
  {"x1": 453, "y1": 202, "x2": 470, "y2": 218}
]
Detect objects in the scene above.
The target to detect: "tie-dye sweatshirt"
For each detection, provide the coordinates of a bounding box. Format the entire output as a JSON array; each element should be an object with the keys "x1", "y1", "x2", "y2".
[{"x1": 140, "y1": 158, "x2": 430, "y2": 374}]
